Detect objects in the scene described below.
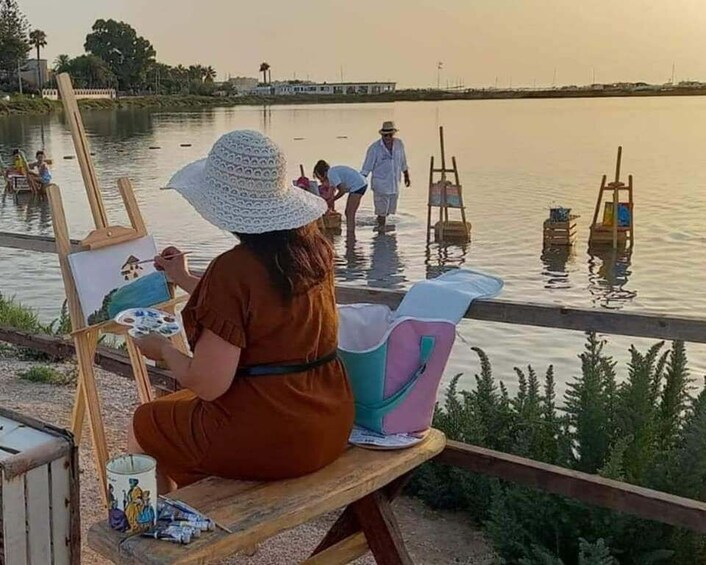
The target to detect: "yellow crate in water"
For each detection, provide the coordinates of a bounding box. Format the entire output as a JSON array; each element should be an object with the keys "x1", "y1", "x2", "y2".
[
  {"x1": 434, "y1": 221, "x2": 472, "y2": 243},
  {"x1": 318, "y1": 212, "x2": 342, "y2": 231}
]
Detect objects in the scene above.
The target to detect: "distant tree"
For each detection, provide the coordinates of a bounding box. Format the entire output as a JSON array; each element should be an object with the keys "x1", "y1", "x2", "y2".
[
  {"x1": 187, "y1": 65, "x2": 202, "y2": 82},
  {"x1": 203, "y1": 65, "x2": 216, "y2": 83},
  {"x1": 84, "y1": 19, "x2": 155, "y2": 92},
  {"x1": 53, "y1": 54, "x2": 71, "y2": 73},
  {"x1": 259, "y1": 62, "x2": 270, "y2": 85},
  {"x1": 0, "y1": 0, "x2": 30, "y2": 90},
  {"x1": 66, "y1": 55, "x2": 114, "y2": 89},
  {"x1": 28, "y1": 29, "x2": 47, "y2": 88}
]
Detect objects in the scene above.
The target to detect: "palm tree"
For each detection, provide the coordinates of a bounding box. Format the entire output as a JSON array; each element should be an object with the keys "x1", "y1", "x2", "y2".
[
  {"x1": 203, "y1": 66, "x2": 216, "y2": 83},
  {"x1": 259, "y1": 62, "x2": 270, "y2": 85},
  {"x1": 53, "y1": 54, "x2": 71, "y2": 73},
  {"x1": 29, "y1": 30, "x2": 47, "y2": 91}
]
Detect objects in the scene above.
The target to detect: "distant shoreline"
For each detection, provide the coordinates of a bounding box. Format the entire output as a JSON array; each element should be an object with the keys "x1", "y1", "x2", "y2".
[{"x1": 3, "y1": 86, "x2": 706, "y2": 116}]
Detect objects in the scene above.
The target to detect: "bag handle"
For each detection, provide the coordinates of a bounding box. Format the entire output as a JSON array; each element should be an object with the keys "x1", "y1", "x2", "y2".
[{"x1": 355, "y1": 336, "x2": 435, "y2": 416}]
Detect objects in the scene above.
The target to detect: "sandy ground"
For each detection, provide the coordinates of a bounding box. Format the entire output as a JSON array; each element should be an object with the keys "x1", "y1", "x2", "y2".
[{"x1": 0, "y1": 352, "x2": 496, "y2": 564}]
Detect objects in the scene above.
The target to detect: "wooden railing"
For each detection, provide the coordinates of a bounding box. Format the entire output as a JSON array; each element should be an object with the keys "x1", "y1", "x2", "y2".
[{"x1": 2, "y1": 230, "x2": 706, "y2": 534}]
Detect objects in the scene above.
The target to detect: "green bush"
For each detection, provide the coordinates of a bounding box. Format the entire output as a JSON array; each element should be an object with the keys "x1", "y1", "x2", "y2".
[
  {"x1": 0, "y1": 292, "x2": 44, "y2": 333},
  {"x1": 410, "y1": 334, "x2": 706, "y2": 564},
  {"x1": 17, "y1": 364, "x2": 74, "y2": 385}
]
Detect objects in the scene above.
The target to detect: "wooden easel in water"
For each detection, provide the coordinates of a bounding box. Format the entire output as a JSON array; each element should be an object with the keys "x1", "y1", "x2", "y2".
[
  {"x1": 589, "y1": 146, "x2": 634, "y2": 248},
  {"x1": 426, "y1": 127, "x2": 471, "y2": 243},
  {"x1": 49, "y1": 73, "x2": 187, "y2": 499}
]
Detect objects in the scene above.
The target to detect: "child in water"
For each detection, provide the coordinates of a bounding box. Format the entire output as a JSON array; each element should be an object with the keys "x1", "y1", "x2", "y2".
[
  {"x1": 29, "y1": 150, "x2": 52, "y2": 186},
  {"x1": 6, "y1": 149, "x2": 25, "y2": 176},
  {"x1": 313, "y1": 160, "x2": 367, "y2": 231}
]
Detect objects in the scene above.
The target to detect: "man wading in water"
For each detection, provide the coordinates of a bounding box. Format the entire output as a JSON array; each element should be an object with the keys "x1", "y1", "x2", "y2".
[{"x1": 361, "y1": 121, "x2": 410, "y2": 231}]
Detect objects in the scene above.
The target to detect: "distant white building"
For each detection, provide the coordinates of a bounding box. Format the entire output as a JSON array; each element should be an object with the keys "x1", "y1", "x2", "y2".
[
  {"x1": 42, "y1": 88, "x2": 116, "y2": 100},
  {"x1": 253, "y1": 81, "x2": 396, "y2": 96}
]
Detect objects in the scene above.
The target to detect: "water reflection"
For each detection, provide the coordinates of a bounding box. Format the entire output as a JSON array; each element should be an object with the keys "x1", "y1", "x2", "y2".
[
  {"x1": 540, "y1": 245, "x2": 575, "y2": 290},
  {"x1": 587, "y1": 245, "x2": 637, "y2": 309},
  {"x1": 261, "y1": 106, "x2": 272, "y2": 133},
  {"x1": 81, "y1": 109, "x2": 155, "y2": 140},
  {"x1": 368, "y1": 231, "x2": 406, "y2": 289},
  {"x1": 334, "y1": 231, "x2": 368, "y2": 284},
  {"x1": 0, "y1": 191, "x2": 52, "y2": 232},
  {"x1": 424, "y1": 241, "x2": 470, "y2": 280}
]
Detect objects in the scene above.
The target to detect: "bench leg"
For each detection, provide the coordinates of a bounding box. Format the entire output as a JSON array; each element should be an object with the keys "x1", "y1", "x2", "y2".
[
  {"x1": 308, "y1": 475, "x2": 413, "y2": 565},
  {"x1": 353, "y1": 491, "x2": 413, "y2": 565}
]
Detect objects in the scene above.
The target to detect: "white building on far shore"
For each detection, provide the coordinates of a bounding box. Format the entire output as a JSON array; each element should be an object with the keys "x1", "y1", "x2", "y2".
[
  {"x1": 42, "y1": 88, "x2": 116, "y2": 100},
  {"x1": 252, "y1": 81, "x2": 396, "y2": 96}
]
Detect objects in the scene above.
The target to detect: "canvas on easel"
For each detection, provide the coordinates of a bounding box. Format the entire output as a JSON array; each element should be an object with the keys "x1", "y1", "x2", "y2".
[
  {"x1": 426, "y1": 126, "x2": 471, "y2": 243},
  {"x1": 589, "y1": 146, "x2": 635, "y2": 249},
  {"x1": 68, "y1": 235, "x2": 170, "y2": 325},
  {"x1": 49, "y1": 73, "x2": 188, "y2": 499}
]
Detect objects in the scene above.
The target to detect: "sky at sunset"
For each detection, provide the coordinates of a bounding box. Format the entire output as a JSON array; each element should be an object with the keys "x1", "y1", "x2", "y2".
[{"x1": 17, "y1": 0, "x2": 706, "y2": 88}]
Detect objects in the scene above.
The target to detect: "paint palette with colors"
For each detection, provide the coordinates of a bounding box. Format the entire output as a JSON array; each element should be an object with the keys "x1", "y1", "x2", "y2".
[{"x1": 115, "y1": 308, "x2": 182, "y2": 338}]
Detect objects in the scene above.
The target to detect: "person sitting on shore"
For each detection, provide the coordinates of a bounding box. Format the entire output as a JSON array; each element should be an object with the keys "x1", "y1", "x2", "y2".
[
  {"x1": 129, "y1": 130, "x2": 354, "y2": 493},
  {"x1": 313, "y1": 160, "x2": 367, "y2": 232},
  {"x1": 28, "y1": 151, "x2": 52, "y2": 187}
]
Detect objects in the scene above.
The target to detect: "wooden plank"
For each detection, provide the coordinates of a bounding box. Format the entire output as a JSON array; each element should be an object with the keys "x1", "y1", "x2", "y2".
[
  {"x1": 118, "y1": 178, "x2": 148, "y2": 236},
  {"x1": 0, "y1": 327, "x2": 74, "y2": 360},
  {"x1": 4, "y1": 233, "x2": 706, "y2": 343},
  {"x1": 56, "y1": 73, "x2": 108, "y2": 229},
  {"x1": 1, "y1": 473, "x2": 28, "y2": 565},
  {"x1": 74, "y1": 331, "x2": 109, "y2": 500},
  {"x1": 1, "y1": 437, "x2": 70, "y2": 480},
  {"x1": 310, "y1": 507, "x2": 359, "y2": 557},
  {"x1": 354, "y1": 492, "x2": 412, "y2": 565},
  {"x1": 79, "y1": 226, "x2": 141, "y2": 250},
  {"x1": 436, "y1": 441, "x2": 706, "y2": 533},
  {"x1": 334, "y1": 287, "x2": 706, "y2": 344},
  {"x1": 50, "y1": 456, "x2": 72, "y2": 565},
  {"x1": 88, "y1": 431, "x2": 446, "y2": 564},
  {"x1": 302, "y1": 532, "x2": 368, "y2": 565},
  {"x1": 25, "y1": 466, "x2": 52, "y2": 565},
  {"x1": 0, "y1": 231, "x2": 80, "y2": 254},
  {"x1": 124, "y1": 336, "x2": 154, "y2": 404},
  {"x1": 0, "y1": 327, "x2": 177, "y2": 393},
  {"x1": 68, "y1": 441, "x2": 81, "y2": 565}
]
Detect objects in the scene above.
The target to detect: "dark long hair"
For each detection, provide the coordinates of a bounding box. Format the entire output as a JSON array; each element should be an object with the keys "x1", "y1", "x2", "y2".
[{"x1": 235, "y1": 222, "x2": 333, "y2": 302}]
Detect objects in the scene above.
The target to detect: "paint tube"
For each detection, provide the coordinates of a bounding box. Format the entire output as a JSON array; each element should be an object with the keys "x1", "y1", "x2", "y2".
[
  {"x1": 141, "y1": 525, "x2": 192, "y2": 544},
  {"x1": 160, "y1": 497, "x2": 207, "y2": 519},
  {"x1": 169, "y1": 519, "x2": 214, "y2": 532},
  {"x1": 159, "y1": 497, "x2": 214, "y2": 527}
]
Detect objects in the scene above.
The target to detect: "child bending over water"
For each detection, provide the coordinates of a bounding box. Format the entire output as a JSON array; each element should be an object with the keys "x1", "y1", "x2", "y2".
[{"x1": 313, "y1": 160, "x2": 367, "y2": 232}]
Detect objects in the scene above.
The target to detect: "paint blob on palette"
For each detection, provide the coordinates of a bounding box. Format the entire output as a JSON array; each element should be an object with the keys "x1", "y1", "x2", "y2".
[{"x1": 115, "y1": 308, "x2": 182, "y2": 338}]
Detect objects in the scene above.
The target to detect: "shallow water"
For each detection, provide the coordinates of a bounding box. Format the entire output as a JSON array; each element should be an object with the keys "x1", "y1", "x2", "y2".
[{"x1": 1, "y1": 98, "x2": 705, "y2": 397}]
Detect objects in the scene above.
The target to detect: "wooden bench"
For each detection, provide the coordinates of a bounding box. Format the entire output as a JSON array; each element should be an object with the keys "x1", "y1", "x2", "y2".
[{"x1": 88, "y1": 429, "x2": 445, "y2": 564}]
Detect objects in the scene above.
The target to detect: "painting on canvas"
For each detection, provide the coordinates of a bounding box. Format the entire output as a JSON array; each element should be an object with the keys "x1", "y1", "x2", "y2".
[
  {"x1": 429, "y1": 181, "x2": 462, "y2": 208},
  {"x1": 68, "y1": 236, "x2": 170, "y2": 326}
]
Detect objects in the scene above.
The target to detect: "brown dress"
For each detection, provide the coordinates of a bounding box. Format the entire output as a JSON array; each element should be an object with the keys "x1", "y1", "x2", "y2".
[{"x1": 133, "y1": 244, "x2": 354, "y2": 487}]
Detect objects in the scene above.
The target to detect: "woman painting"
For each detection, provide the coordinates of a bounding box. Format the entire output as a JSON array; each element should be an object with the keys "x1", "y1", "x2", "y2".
[{"x1": 129, "y1": 130, "x2": 355, "y2": 493}]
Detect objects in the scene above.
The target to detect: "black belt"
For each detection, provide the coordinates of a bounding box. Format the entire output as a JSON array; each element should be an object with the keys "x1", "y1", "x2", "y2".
[{"x1": 236, "y1": 351, "x2": 338, "y2": 377}]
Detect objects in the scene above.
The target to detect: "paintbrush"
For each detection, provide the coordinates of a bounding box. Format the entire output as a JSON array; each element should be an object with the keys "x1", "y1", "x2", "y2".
[{"x1": 135, "y1": 252, "x2": 192, "y2": 265}]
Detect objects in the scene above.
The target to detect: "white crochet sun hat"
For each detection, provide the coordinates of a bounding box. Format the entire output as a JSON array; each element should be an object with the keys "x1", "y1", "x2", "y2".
[{"x1": 167, "y1": 130, "x2": 326, "y2": 234}]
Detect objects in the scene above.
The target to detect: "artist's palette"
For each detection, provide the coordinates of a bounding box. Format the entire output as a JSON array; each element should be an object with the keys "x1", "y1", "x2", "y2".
[{"x1": 115, "y1": 308, "x2": 181, "y2": 338}]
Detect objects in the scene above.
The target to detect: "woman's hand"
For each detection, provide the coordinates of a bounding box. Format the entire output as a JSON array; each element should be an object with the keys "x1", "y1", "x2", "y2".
[
  {"x1": 134, "y1": 333, "x2": 171, "y2": 362},
  {"x1": 154, "y1": 246, "x2": 190, "y2": 286}
]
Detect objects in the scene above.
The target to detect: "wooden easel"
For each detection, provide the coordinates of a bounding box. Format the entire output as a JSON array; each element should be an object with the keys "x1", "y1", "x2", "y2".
[
  {"x1": 49, "y1": 73, "x2": 187, "y2": 499},
  {"x1": 589, "y1": 146, "x2": 634, "y2": 248},
  {"x1": 426, "y1": 127, "x2": 471, "y2": 243}
]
